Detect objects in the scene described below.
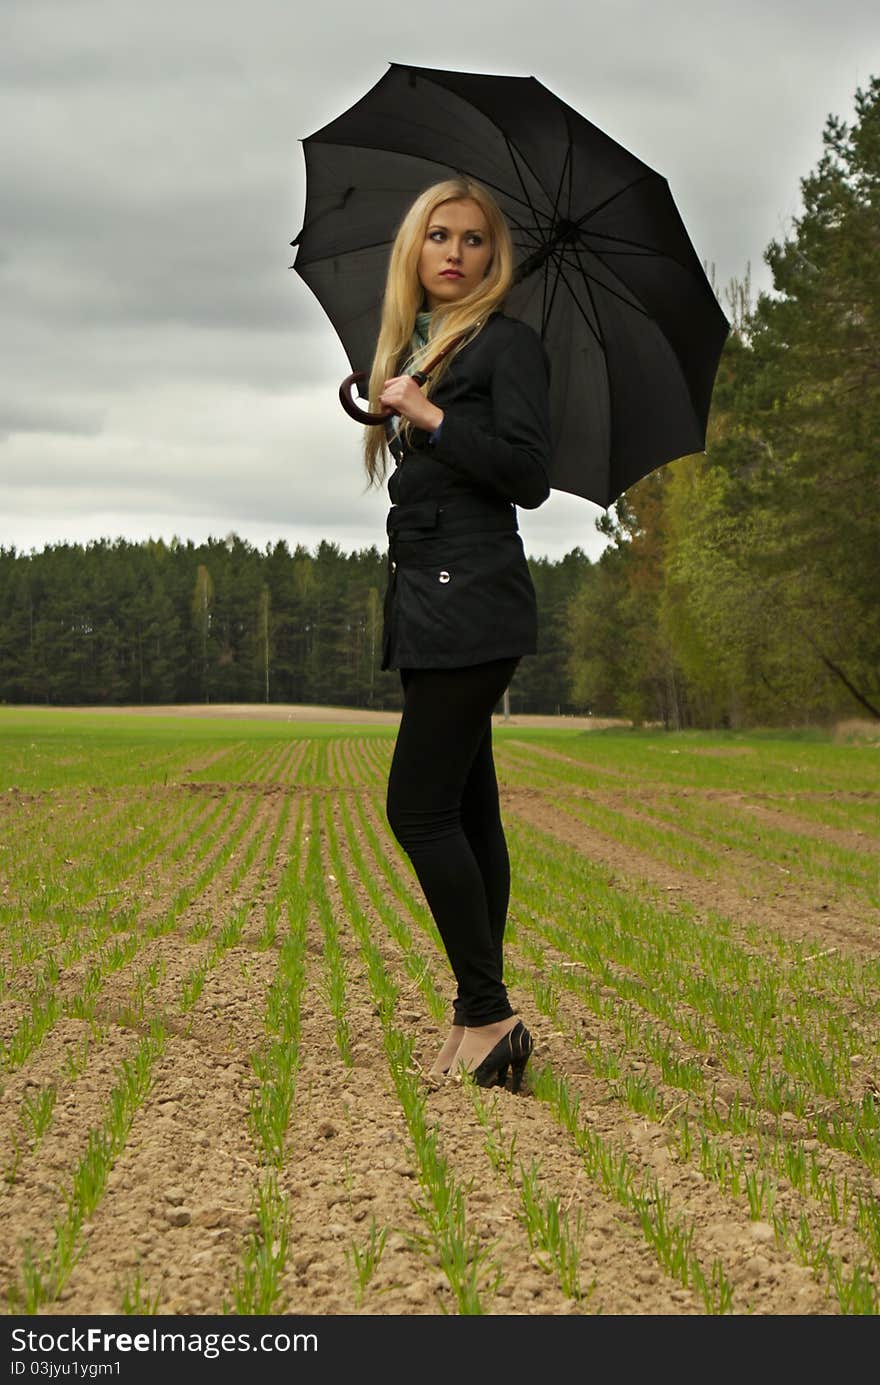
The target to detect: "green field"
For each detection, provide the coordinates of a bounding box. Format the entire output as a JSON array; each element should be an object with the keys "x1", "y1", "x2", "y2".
[{"x1": 1, "y1": 708, "x2": 879, "y2": 1315}]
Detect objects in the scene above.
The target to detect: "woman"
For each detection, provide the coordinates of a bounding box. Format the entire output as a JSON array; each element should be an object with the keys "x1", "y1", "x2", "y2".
[{"x1": 364, "y1": 176, "x2": 552, "y2": 1091}]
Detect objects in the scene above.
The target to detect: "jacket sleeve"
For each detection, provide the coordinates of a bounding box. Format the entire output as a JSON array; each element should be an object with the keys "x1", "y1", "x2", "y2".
[{"x1": 425, "y1": 322, "x2": 552, "y2": 510}]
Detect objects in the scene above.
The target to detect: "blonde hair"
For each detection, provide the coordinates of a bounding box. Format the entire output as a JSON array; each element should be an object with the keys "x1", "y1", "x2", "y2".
[{"x1": 363, "y1": 177, "x2": 514, "y2": 486}]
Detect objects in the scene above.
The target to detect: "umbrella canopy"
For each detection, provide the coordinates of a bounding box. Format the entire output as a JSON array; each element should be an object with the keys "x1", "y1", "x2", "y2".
[{"x1": 291, "y1": 62, "x2": 730, "y2": 509}]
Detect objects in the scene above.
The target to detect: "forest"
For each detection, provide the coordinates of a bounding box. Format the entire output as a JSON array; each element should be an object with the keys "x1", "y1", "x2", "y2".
[{"x1": 2, "y1": 78, "x2": 877, "y2": 726}]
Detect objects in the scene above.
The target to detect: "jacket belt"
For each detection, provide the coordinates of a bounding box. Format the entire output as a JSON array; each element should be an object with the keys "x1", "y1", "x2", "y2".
[{"x1": 386, "y1": 498, "x2": 518, "y2": 544}]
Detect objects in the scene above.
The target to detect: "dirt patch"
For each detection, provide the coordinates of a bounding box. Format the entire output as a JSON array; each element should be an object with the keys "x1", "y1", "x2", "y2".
[
  {"x1": 833, "y1": 719, "x2": 880, "y2": 744},
  {"x1": 687, "y1": 745, "x2": 756, "y2": 757},
  {"x1": 30, "y1": 703, "x2": 627, "y2": 732}
]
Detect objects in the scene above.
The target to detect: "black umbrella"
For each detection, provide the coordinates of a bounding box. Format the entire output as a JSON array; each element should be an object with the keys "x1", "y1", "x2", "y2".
[{"x1": 291, "y1": 62, "x2": 730, "y2": 509}]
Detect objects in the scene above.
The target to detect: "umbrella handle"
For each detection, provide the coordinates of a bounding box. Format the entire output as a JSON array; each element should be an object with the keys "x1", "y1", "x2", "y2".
[
  {"x1": 340, "y1": 332, "x2": 468, "y2": 426},
  {"x1": 339, "y1": 372, "x2": 395, "y2": 425}
]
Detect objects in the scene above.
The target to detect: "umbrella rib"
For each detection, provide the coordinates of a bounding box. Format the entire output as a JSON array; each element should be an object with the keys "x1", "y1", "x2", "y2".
[
  {"x1": 541, "y1": 251, "x2": 552, "y2": 334},
  {"x1": 588, "y1": 245, "x2": 665, "y2": 257},
  {"x1": 561, "y1": 242, "x2": 667, "y2": 321},
  {"x1": 503, "y1": 135, "x2": 553, "y2": 242},
  {"x1": 549, "y1": 247, "x2": 606, "y2": 349},
  {"x1": 506, "y1": 218, "x2": 547, "y2": 252},
  {"x1": 549, "y1": 141, "x2": 572, "y2": 231},
  {"x1": 584, "y1": 231, "x2": 668, "y2": 252},
  {"x1": 577, "y1": 170, "x2": 656, "y2": 226},
  {"x1": 556, "y1": 246, "x2": 613, "y2": 484},
  {"x1": 538, "y1": 143, "x2": 573, "y2": 329},
  {"x1": 584, "y1": 231, "x2": 707, "y2": 283},
  {"x1": 529, "y1": 238, "x2": 605, "y2": 344},
  {"x1": 291, "y1": 236, "x2": 395, "y2": 269},
  {"x1": 541, "y1": 248, "x2": 568, "y2": 338},
  {"x1": 511, "y1": 234, "x2": 552, "y2": 253},
  {"x1": 573, "y1": 174, "x2": 721, "y2": 288}
]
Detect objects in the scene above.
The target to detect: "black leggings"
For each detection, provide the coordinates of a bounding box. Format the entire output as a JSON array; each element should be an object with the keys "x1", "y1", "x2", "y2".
[{"x1": 385, "y1": 657, "x2": 519, "y2": 1026}]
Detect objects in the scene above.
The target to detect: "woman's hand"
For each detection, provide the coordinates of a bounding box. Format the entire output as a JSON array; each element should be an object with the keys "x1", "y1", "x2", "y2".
[{"x1": 380, "y1": 376, "x2": 444, "y2": 433}]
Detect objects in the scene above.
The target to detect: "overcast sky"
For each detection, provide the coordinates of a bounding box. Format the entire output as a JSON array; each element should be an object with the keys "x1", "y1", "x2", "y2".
[{"x1": 2, "y1": 0, "x2": 877, "y2": 564}]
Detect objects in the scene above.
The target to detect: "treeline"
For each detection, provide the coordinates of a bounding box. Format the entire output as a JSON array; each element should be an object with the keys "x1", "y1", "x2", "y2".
[
  {"x1": 2, "y1": 79, "x2": 877, "y2": 725},
  {"x1": 0, "y1": 535, "x2": 589, "y2": 714}
]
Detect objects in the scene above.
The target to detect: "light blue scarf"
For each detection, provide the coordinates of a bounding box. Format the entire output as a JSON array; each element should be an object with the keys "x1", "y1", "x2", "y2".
[
  {"x1": 406, "y1": 309, "x2": 433, "y2": 372},
  {"x1": 389, "y1": 310, "x2": 434, "y2": 446}
]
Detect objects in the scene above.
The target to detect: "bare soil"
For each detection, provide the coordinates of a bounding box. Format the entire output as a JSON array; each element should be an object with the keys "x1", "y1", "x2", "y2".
[{"x1": 40, "y1": 702, "x2": 625, "y2": 731}]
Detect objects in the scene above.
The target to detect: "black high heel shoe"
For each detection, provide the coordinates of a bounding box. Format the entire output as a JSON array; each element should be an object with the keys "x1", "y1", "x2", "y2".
[{"x1": 472, "y1": 1020, "x2": 534, "y2": 1093}]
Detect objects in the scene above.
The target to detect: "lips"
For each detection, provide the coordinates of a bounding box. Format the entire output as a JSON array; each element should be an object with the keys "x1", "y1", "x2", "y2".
[{"x1": 440, "y1": 270, "x2": 464, "y2": 278}]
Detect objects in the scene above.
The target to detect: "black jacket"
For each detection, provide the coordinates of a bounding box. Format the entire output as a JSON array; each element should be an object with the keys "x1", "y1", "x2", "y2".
[{"x1": 381, "y1": 312, "x2": 552, "y2": 671}]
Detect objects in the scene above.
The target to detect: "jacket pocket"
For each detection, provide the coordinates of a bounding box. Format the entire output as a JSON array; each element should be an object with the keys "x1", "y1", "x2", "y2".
[{"x1": 394, "y1": 533, "x2": 536, "y2": 662}]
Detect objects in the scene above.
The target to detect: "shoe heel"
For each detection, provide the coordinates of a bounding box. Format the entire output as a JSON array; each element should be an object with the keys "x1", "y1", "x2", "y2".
[
  {"x1": 509, "y1": 1056, "x2": 528, "y2": 1093},
  {"x1": 509, "y1": 1024, "x2": 534, "y2": 1093}
]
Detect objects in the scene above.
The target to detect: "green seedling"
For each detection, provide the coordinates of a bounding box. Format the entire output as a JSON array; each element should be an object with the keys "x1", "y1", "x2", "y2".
[
  {"x1": 346, "y1": 1217, "x2": 389, "y2": 1305},
  {"x1": 230, "y1": 1175, "x2": 291, "y2": 1315},
  {"x1": 120, "y1": 1265, "x2": 161, "y2": 1315},
  {"x1": 20, "y1": 1084, "x2": 57, "y2": 1148}
]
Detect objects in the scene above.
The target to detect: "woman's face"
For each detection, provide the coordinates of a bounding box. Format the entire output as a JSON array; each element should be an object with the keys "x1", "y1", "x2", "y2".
[{"x1": 418, "y1": 198, "x2": 493, "y2": 311}]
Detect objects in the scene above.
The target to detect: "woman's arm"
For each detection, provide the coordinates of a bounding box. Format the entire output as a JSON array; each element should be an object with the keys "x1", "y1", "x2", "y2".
[{"x1": 427, "y1": 322, "x2": 552, "y2": 510}]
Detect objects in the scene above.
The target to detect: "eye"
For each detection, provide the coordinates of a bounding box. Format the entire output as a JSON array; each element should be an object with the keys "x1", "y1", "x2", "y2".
[
  {"x1": 467, "y1": 234, "x2": 484, "y2": 246},
  {"x1": 428, "y1": 229, "x2": 446, "y2": 242}
]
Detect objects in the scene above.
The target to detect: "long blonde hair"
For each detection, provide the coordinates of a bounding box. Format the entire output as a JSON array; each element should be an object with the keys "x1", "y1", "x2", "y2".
[{"x1": 363, "y1": 177, "x2": 514, "y2": 486}]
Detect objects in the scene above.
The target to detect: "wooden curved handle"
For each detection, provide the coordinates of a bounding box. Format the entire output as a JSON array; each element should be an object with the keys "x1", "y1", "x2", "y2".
[
  {"x1": 339, "y1": 372, "x2": 393, "y2": 425},
  {"x1": 339, "y1": 330, "x2": 468, "y2": 427}
]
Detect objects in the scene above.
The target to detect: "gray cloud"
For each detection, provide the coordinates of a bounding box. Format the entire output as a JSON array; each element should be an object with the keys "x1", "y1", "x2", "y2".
[
  {"x1": 0, "y1": 401, "x2": 104, "y2": 440},
  {"x1": 2, "y1": 0, "x2": 877, "y2": 561}
]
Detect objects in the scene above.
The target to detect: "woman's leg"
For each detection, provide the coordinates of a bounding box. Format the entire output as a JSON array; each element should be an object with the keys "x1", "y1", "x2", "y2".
[
  {"x1": 461, "y1": 727, "x2": 510, "y2": 1001},
  {"x1": 386, "y1": 658, "x2": 518, "y2": 1031},
  {"x1": 449, "y1": 727, "x2": 511, "y2": 1025},
  {"x1": 441, "y1": 725, "x2": 523, "y2": 1079}
]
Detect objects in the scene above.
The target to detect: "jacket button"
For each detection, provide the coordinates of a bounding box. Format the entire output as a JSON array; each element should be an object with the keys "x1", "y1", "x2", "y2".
[{"x1": 438, "y1": 570, "x2": 450, "y2": 584}]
